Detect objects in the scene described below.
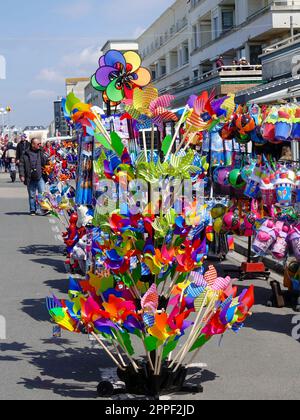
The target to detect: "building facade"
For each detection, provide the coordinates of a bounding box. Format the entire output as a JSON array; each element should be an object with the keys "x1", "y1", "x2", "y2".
[
  {"x1": 23, "y1": 126, "x2": 49, "y2": 143},
  {"x1": 66, "y1": 77, "x2": 90, "y2": 101},
  {"x1": 139, "y1": 0, "x2": 300, "y2": 106}
]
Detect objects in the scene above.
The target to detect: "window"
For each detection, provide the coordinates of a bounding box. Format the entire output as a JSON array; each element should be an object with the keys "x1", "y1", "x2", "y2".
[
  {"x1": 193, "y1": 25, "x2": 199, "y2": 49},
  {"x1": 213, "y1": 17, "x2": 219, "y2": 39},
  {"x1": 222, "y1": 10, "x2": 234, "y2": 32}
]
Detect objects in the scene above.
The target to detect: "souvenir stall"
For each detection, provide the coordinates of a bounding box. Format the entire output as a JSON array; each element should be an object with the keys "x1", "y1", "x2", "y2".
[
  {"x1": 208, "y1": 103, "x2": 300, "y2": 310},
  {"x1": 42, "y1": 50, "x2": 255, "y2": 399}
]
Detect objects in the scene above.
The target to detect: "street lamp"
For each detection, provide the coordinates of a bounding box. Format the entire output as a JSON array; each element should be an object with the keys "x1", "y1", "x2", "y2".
[{"x1": 0, "y1": 106, "x2": 11, "y2": 142}]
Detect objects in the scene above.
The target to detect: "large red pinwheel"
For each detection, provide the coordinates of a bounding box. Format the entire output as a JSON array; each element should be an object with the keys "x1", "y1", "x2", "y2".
[{"x1": 91, "y1": 50, "x2": 151, "y2": 104}]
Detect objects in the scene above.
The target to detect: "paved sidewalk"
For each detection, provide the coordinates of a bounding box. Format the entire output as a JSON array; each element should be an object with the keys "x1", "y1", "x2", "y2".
[{"x1": 0, "y1": 173, "x2": 299, "y2": 400}]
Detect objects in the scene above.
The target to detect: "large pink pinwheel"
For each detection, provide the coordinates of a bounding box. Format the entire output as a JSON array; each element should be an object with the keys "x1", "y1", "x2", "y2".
[{"x1": 91, "y1": 50, "x2": 151, "y2": 104}]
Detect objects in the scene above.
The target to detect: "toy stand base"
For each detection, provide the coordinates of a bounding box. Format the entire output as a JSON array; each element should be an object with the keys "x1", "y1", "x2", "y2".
[
  {"x1": 97, "y1": 363, "x2": 204, "y2": 400},
  {"x1": 267, "y1": 280, "x2": 300, "y2": 312},
  {"x1": 239, "y1": 262, "x2": 270, "y2": 281},
  {"x1": 224, "y1": 262, "x2": 270, "y2": 282}
]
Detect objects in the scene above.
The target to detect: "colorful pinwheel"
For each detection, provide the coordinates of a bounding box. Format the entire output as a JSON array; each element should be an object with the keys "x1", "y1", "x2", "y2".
[{"x1": 92, "y1": 50, "x2": 151, "y2": 104}]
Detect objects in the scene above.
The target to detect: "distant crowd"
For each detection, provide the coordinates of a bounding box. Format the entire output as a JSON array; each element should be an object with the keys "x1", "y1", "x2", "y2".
[
  {"x1": 0, "y1": 136, "x2": 57, "y2": 182},
  {"x1": 215, "y1": 56, "x2": 254, "y2": 71},
  {"x1": 0, "y1": 135, "x2": 62, "y2": 215}
]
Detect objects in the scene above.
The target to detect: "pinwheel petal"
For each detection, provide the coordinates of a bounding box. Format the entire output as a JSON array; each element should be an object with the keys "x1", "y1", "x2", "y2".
[
  {"x1": 104, "y1": 50, "x2": 126, "y2": 69},
  {"x1": 106, "y1": 79, "x2": 124, "y2": 102},
  {"x1": 124, "y1": 51, "x2": 141, "y2": 73},
  {"x1": 95, "y1": 66, "x2": 117, "y2": 87},
  {"x1": 91, "y1": 74, "x2": 106, "y2": 92},
  {"x1": 133, "y1": 67, "x2": 151, "y2": 87}
]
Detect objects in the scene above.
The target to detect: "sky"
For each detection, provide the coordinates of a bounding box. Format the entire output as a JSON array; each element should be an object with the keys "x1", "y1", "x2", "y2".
[{"x1": 0, "y1": 0, "x2": 175, "y2": 129}]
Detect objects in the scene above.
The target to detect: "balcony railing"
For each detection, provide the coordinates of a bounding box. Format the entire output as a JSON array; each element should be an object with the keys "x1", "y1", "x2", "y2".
[
  {"x1": 159, "y1": 65, "x2": 262, "y2": 95},
  {"x1": 263, "y1": 33, "x2": 300, "y2": 54}
]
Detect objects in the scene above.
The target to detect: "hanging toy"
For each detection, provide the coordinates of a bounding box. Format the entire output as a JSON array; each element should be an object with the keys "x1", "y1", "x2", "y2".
[
  {"x1": 223, "y1": 205, "x2": 241, "y2": 233},
  {"x1": 252, "y1": 220, "x2": 278, "y2": 256},
  {"x1": 235, "y1": 113, "x2": 255, "y2": 145},
  {"x1": 261, "y1": 107, "x2": 277, "y2": 143},
  {"x1": 244, "y1": 165, "x2": 262, "y2": 199},
  {"x1": 228, "y1": 168, "x2": 246, "y2": 190},
  {"x1": 275, "y1": 169, "x2": 295, "y2": 206},
  {"x1": 275, "y1": 107, "x2": 293, "y2": 142},
  {"x1": 249, "y1": 104, "x2": 267, "y2": 146},
  {"x1": 291, "y1": 107, "x2": 300, "y2": 141},
  {"x1": 271, "y1": 222, "x2": 290, "y2": 260},
  {"x1": 288, "y1": 226, "x2": 300, "y2": 263}
]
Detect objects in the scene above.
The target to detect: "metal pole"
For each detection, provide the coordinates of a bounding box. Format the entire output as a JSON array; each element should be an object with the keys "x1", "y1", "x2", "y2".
[{"x1": 291, "y1": 16, "x2": 294, "y2": 41}]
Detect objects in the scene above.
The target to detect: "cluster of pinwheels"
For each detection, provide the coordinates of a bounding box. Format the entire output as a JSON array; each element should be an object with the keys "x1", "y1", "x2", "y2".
[
  {"x1": 39, "y1": 183, "x2": 76, "y2": 219},
  {"x1": 47, "y1": 264, "x2": 254, "y2": 366}
]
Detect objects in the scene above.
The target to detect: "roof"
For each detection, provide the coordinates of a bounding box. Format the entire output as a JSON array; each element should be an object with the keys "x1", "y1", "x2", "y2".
[
  {"x1": 235, "y1": 75, "x2": 300, "y2": 104},
  {"x1": 23, "y1": 126, "x2": 47, "y2": 131},
  {"x1": 65, "y1": 77, "x2": 90, "y2": 84}
]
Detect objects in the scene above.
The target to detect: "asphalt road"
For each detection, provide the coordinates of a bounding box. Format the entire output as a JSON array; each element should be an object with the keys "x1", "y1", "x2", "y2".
[{"x1": 0, "y1": 172, "x2": 299, "y2": 400}]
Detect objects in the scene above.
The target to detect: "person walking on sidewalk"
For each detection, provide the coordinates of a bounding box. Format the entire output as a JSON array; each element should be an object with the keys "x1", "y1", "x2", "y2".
[
  {"x1": 19, "y1": 138, "x2": 49, "y2": 216},
  {"x1": 16, "y1": 134, "x2": 30, "y2": 164}
]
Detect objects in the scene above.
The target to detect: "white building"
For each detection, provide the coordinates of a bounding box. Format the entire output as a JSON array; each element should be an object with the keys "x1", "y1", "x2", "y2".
[
  {"x1": 66, "y1": 77, "x2": 90, "y2": 101},
  {"x1": 23, "y1": 126, "x2": 49, "y2": 143},
  {"x1": 139, "y1": 0, "x2": 300, "y2": 106}
]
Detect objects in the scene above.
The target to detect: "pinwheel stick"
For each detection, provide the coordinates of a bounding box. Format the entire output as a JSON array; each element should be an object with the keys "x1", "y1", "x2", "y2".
[
  {"x1": 142, "y1": 130, "x2": 148, "y2": 162},
  {"x1": 92, "y1": 112, "x2": 111, "y2": 144},
  {"x1": 173, "y1": 296, "x2": 217, "y2": 372},
  {"x1": 164, "y1": 106, "x2": 189, "y2": 161},
  {"x1": 111, "y1": 340, "x2": 127, "y2": 367},
  {"x1": 142, "y1": 337, "x2": 155, "y2": 371},
  {"x1": 91, "y1": 332, "x2": 126, "y2": 371},
  {"x1": 175, "y1": 126, "x2": 193, "y2": 154},
  {"x1": 169, "y1": 292, "x2": 209, "y2": 369},
  {"x1": 183, "y1": 132, "x2": 198, "y2": 153},
  {"x1": 115, "y1": 331, "x2": 139, "y2": 373},
  {"x1": 150, "y1": 125, "x2": 155, "y2": 162}
]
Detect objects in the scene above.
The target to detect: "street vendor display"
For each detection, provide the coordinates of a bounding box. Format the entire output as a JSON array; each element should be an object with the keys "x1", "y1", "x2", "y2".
[{"x1": 40, "y1": 50, "x2": 257, "y2": 398}]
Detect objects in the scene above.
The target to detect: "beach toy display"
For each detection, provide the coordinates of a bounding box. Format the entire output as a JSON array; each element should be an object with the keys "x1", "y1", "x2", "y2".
[
  {"x1": 244, "y1": 165, "x2": 262, "y2": 199},
  {"x1": 274, "y1": 170, "x2": 295, "y2": 206},
  {"x1": 275, "y1": 108, "x2": 293, "y2": 142},
  {"x1": 253, "y1": 220, "x2": 278, "y2": 256},
  {"x1": 288, "y1": 227, "x2": 300, "y2": 262}
]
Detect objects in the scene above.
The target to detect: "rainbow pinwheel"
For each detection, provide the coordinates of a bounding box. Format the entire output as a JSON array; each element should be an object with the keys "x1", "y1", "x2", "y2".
[
  {"x1": 92, "y1": 50, "x2": 151, "y2": 104},
  {"x1": 125, "y1": 87, "x2": 178, "y2": 131}
]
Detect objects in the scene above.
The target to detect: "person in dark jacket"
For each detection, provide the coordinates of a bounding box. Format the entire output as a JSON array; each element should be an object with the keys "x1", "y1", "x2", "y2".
[
  {"x1": 16, "y1": 135, "x2": 30, "y2": 164},
  {"x1": 19, "y1": 138, "x2": 49, "y2": 215}
]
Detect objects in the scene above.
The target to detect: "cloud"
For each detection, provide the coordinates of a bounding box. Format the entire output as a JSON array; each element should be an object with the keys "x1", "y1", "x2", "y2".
[
  {"x1": 133, "y1": 26, "x2": 146, "y2": 39},
  {"x1": 28, "y1": 89, "x2": 57, "y2": 100},
  {"x1": 37, "y1": 68, "x2": 64, "y2": 83},
  {"x1": 55, "y1": 0, "x2": 94, "y2": 19},
  {"x1": 61, "y1": 46, "x2": 101, "y2": 70}
]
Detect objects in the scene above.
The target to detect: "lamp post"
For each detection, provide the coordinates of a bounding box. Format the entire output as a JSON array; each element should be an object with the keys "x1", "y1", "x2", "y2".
[{"x1": 0, "y1": 106, "x2": 11, "y2": 143}]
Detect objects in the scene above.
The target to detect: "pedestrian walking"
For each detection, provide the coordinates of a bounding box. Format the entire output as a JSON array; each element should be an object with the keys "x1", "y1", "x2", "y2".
[
  {"x1": 19, "y1": 138, "x2": 49, "y2": 216},
  {"x1": 9, "y1": 158, "x2": 17, "y2": 183},
  {"x1": 16, "y1": 135, "x2": 30, "y2": 164},
  {"x1": 0, "y1": 148, "x2": 4, "y2": 172}
]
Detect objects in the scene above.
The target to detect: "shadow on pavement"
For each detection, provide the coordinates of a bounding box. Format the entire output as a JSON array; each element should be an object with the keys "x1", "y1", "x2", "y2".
[
  {"x1": 21, "y1": 298, "x2": 50, "y2": 322},
  {"x1": 5, "y1": 212, "x2": 30, "y2": 216},
  {"x1": 43, "y1": 278, "x2": 69, "y2": 294},
  {"x1": 19, "y1": 244, "x2": 65, "y2": 257},
  {"x1": 30, "y1": 257, "x2": 66, "y2": 274},
  {"x1": 19, "y1": 345, "x2": 114, "y2": 399},
  {"x1": 245, "y1": 312, "x2": 296, "y2": 338}
]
